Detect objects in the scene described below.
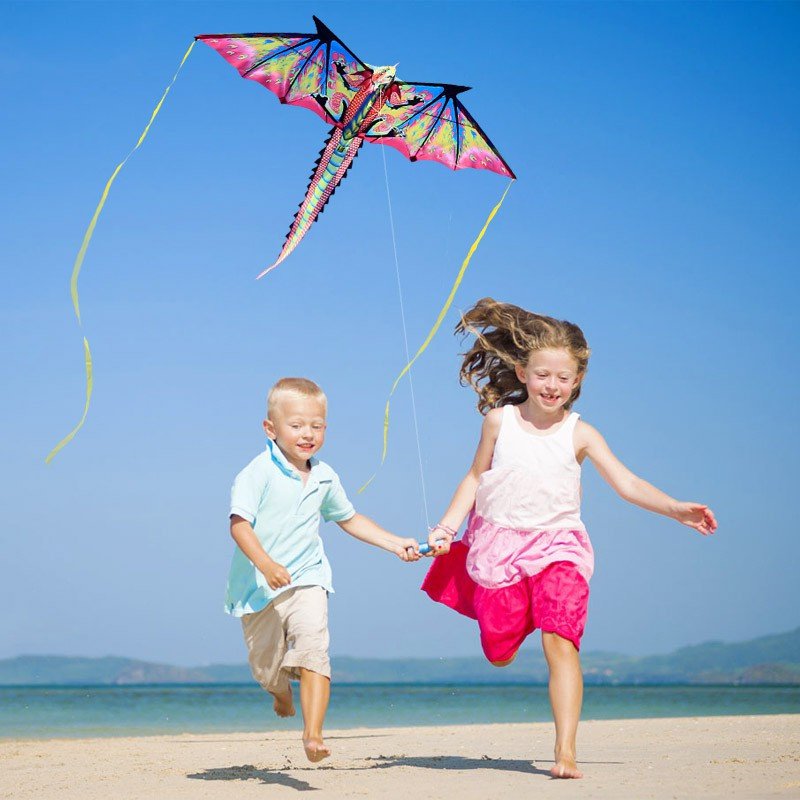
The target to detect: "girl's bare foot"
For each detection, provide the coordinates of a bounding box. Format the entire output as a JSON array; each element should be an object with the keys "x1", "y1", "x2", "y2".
[
  {"x1": 270, "y1": 688, "x2": 295, "y2": 718},
  {"x1": 550, "y1": 755, "x2": 583, "y2": 779},
  {"x1": 303, "y1": 736, "x2": 331, "y2": 763}
]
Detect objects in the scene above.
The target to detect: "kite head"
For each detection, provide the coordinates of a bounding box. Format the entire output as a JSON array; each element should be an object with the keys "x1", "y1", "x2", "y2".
[{"x1": 370, "y1": 64, "x2": 397, "y2": 87}]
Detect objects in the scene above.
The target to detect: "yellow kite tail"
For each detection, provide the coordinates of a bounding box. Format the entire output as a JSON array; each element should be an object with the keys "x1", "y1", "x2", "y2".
[
  {"x1": 45, "y1": 338, "x2": 93, "y2": 464},
  {"x1": 48, "y1": 40, "x2": 196, "y2": 463},
  {"x1": 358, "y1": 179, "x2": 514, "y2": 493}
]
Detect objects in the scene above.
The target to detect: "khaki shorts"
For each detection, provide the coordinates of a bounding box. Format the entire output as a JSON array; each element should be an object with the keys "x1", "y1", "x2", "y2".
[{"x1": 241, "y1": 585, "x2": 330, "y2": 694}]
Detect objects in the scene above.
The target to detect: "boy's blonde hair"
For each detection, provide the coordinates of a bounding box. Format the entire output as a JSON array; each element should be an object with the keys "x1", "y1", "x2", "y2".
[
  {"x1": 457, "y1": 297, "x2": 591, "y2": 414},
  {"x1": 267, "y1": 377, "x2": 327, "y2": 418}
]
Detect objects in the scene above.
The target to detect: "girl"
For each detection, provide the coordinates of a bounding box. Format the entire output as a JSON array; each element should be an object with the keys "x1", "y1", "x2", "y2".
[{"x1": 422, "y1": 297, "x2": 717, "y2": 779}]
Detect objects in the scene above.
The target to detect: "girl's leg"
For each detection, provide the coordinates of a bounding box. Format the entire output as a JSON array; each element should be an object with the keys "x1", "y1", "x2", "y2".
[
  {"x1": 299, "y1": 668, "x2": 331, "y2": 762},
  {"x1": 541, "y1": 631, "x2": 584, "y2": 779}
]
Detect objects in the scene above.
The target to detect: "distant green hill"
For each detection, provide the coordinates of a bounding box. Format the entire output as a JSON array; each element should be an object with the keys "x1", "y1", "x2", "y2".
[
  {"x1": 607, "y1": 627, "x2": 800, "y2": 684},
  {"x1": 0, "y1": 656, "x2": 216, "y2": 685},
  {"x1": 1, "y1": 627, "x2": 798, "y2": 686}
]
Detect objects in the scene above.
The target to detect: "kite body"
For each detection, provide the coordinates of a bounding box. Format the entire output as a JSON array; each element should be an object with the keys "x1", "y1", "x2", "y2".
[
  {"x1": 261, "y1": 64, "x2": 395, "y2": 275},
  {"x1": 197, "y1": 17, "x2": 515, "y2": 275}
]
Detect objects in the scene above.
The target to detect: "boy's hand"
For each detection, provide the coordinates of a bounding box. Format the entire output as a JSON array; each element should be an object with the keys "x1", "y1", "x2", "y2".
[
  {"x1": 673, "y1": 502, "x2": 717, "y2": 536},
  {"x1": 395, "y1": 538, "x2": 421, "y2": 562},
  {"x1": 260, "y1": 558, "x2": 292, "y2": 590}
]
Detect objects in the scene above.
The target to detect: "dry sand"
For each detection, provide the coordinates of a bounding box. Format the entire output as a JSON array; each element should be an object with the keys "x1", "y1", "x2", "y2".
[{"x1": 1, "y1": 715, "x2": 798, "y2": 799}]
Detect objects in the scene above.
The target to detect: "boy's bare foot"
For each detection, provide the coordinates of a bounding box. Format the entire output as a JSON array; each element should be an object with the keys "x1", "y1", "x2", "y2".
[
  {"x1": 550, "y1": 755, "x2": 583, "y2": 779},
  {"x1": 270, "y1": 688, "x2": 295, "y2": 718},
  {"x1": 303, "y1": 736, "x2": 331, "y2": 763}
]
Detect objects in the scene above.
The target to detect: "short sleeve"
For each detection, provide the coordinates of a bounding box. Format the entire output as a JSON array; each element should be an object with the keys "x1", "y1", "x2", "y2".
[
  {"x1": 320, "y1": 472, "x2": 356, "y2": 523},
  {"x1": 230, "y1": 454, "x2": 271, "y2": 523}
]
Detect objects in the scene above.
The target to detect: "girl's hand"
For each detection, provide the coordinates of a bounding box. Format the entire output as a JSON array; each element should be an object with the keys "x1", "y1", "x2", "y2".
[
  {"x1": 673, "y1": 502, "x2": 718, "y2": 535},
  {"x1": 427, "y1": 524, "x2": 455, "y2": 556},
  {"x1": 260, "y1": 559, "x2": 292, "y2": 590},
  {"x1": 396, "y1": 538, "x2": 422, "y2": 562}
]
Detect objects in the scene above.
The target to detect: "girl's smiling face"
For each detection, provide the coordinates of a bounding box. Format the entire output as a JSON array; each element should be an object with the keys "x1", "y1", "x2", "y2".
[{"x1": 516, "y1": 348, "x2": 582, "y2": 415}]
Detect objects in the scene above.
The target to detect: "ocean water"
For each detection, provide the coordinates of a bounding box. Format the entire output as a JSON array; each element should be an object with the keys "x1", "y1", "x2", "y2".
[{"x1": 1, "y1": 684, "x2": 798, "y2": 739}]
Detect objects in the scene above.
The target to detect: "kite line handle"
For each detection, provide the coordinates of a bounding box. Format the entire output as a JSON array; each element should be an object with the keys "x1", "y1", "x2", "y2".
[{"x1": 414, "y1": 538, "x2": 446, "y2": 556}]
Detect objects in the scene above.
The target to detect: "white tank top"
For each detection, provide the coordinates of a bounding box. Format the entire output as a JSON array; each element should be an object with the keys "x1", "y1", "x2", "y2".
[{"x1": 474, "y1": 404, "x2": 584, "y2": 531}]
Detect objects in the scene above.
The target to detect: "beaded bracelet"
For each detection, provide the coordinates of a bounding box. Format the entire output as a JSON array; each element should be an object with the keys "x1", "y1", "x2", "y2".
[{"x1": 429, "y1": 522, "x2": 457, "y2": 538}]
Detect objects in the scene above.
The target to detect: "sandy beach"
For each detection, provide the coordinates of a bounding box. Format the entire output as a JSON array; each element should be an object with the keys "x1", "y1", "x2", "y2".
[{"x1": 1, "y1": 714, "x2": 798, "y2": 799}]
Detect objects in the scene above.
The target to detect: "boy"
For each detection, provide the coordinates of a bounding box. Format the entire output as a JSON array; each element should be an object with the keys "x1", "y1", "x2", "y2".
[{"x1": 226, "y1": 377, "x2": 419, "y2": 762}]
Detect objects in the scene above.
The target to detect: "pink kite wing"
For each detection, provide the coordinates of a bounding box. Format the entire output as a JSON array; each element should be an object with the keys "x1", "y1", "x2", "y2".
[
  {"x1": 365, "y1": 81, "x2": 516, "y2": 179},
  {"x1": 196, "y1": 17, "x2": 370, "y2": 126}
]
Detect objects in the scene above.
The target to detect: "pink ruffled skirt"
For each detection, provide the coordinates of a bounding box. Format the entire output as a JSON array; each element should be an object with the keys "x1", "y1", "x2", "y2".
[{"x1": 421, "y1": 514, "x2": 592, "y2": 661}]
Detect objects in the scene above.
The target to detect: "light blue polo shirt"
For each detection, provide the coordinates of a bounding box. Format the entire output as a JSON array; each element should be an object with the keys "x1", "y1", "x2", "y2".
[{"x1": 225, "y1": 439, "x2": 356, "y2": 617}]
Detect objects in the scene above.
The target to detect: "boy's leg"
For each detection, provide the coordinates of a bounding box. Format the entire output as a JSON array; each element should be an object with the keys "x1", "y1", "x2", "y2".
[
  {"x1": 542, "y1": 631, "x2": 584, "y2": 779},
  {"x1": 270, "y1": 685, "x2": 295, "y2": 718},
  {"x1": 299, "y1": 668, "x2": 331, "y2": 762},
  {"x1": 241, "y1": 602, "x2": 295, "y2": 718},
  {"x1": 279, "y1": 586, "x2": 332, "y2": 762}
]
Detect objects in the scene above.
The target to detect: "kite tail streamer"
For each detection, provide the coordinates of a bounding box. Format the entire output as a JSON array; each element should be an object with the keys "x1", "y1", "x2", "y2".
[
  {"x1": 358, "y1": 178, "x2": 514, "y2": 493},
  {"x1": 47, "y1": 40, "x2": 195, "y2": 463},
  {"x1": 45, "y1": 338, "x2": 93, "y2": 464}
]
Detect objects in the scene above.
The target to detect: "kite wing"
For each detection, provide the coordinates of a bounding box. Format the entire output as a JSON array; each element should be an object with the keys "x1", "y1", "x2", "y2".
[
  {"x1": 367, "y1": 81, "x2": 516, "y2": 179},
  {"x1": 196, "y1": 16, "x2": 370, "y2": 126}
]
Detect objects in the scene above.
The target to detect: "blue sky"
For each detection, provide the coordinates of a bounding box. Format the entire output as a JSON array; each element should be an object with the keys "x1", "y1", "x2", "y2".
[{"x1": 1, "y1": 1, "x2": 798, "y2": 666}]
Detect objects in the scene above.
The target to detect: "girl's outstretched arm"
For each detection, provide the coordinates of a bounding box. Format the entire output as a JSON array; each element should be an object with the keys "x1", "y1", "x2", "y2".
[
  {"x1": 428, "y1": 407, "x2": 503, "y2": 553},
  {"x1": 577, "y1": 421, "x2": 717, "y2": 535}
]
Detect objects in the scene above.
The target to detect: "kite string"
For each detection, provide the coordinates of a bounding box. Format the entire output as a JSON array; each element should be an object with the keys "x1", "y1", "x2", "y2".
[
  {"x1": 380, "y1": 144, "x2": 432, "y2": 531},
  {"x1": 357, "y1": 178, "x2": 514, "y2": 494}
]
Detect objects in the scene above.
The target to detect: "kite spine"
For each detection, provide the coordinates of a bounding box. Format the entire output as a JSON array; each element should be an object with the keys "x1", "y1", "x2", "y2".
[{"x1": 257, "y1": 128, "x2": 363, "y2": 278}]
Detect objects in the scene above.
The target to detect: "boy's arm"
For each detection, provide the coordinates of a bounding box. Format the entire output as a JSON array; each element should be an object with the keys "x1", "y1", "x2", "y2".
[
  {"x1": 230, "y1": 514, "x2": 292, "y2": 589},
  {"x1": 336, "y1": 513, "x2": 421, "y2": 562},
  {"x1": 577, "y1": 422, "x2": 717, "y2": 536}
]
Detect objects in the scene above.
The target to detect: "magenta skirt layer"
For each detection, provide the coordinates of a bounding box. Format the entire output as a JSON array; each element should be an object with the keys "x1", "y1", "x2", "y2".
[{"x1": 422, "y1": 541, "x2": 590, "y2": 661}]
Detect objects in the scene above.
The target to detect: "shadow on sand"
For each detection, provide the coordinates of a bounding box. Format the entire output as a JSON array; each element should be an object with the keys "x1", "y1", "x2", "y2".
[
  {"x1": 187, "y1": 753, "x2": 556, "y2": 791},
  {"x1": 187, "y1": 764, "x2": 317, "y2": 791},
  {"x1": 363, "y1": 754, "x2": 554, "y2": 776}
]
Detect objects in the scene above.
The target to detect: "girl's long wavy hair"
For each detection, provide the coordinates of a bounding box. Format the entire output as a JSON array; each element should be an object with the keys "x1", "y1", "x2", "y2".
[{"x1": 457, "y1": 298, "x2": 591, "y2": 415}]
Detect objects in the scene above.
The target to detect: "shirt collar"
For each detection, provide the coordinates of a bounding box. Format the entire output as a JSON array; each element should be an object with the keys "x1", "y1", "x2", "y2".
[{"x1": 265, "y1": 438, "x2": 319, "y2": 480}]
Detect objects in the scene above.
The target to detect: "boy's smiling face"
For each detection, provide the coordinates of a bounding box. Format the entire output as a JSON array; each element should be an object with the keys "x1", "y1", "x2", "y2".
[{"x1": 263, "y1": 394, "x2": 327, "y2": 471}]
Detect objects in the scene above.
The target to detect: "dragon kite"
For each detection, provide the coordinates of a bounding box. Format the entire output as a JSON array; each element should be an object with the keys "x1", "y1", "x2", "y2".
[
  {"x1": 196, "y1": 16, "x2": 515, "y2": 276},
  {"x1": 47, "y1": 17, "x2": 515, "y2": 468}
]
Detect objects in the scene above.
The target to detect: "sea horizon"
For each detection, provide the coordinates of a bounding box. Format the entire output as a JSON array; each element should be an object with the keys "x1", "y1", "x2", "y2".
[
  {"x1": 3, "y1": 683, "x2": 798, "y2": 740},
  {"x1": 4, "y1": 625, "x2": 799, "y2": 687}
]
